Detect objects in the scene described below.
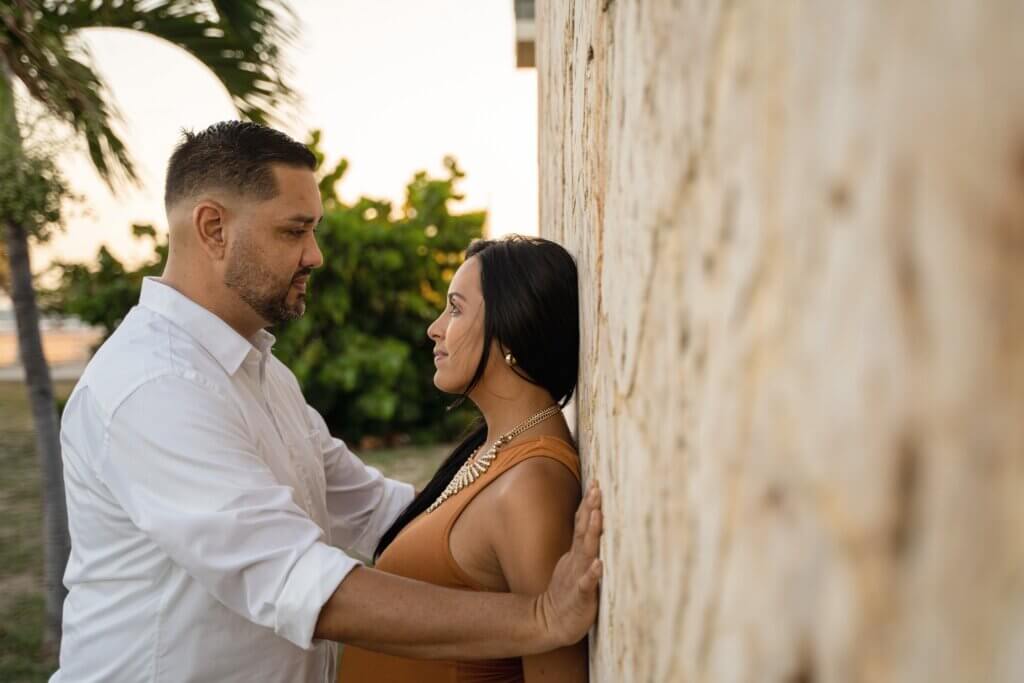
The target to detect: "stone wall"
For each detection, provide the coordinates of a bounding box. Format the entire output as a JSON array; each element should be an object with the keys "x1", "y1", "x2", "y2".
[{"x1": 537, "y1": 2, "x2": 1024, "y2": 681}]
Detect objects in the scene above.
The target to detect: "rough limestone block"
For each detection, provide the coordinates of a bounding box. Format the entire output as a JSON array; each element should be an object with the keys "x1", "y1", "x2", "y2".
[{"x1": 538, "y1": 1, "x2": 1024, "y2": 681}]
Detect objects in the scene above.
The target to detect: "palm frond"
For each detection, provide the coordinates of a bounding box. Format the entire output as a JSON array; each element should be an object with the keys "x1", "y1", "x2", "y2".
[
  {"x1": 0, "y1": 0, "x2": 297, "y2": 185},
  {"x1": 60, "y1": 0, "x2": 297, "y2": 125},
  {"x1": 1, "y1": 0, "x2": 136, "y2": 183}
]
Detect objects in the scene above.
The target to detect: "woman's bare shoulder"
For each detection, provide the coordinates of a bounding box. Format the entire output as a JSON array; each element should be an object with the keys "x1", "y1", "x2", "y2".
[{"x1": 493, "y1": 450, "x2": 581, "y2": 517}]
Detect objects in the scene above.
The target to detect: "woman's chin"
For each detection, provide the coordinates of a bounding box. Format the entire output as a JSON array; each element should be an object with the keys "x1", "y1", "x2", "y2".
[{"x1": 432, "y1": 372, "x2": 461, "y2": 394}]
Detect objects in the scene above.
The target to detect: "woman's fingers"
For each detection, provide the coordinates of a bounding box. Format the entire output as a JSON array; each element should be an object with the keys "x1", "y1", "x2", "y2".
[
  {"x1": 578, "y1": 558, "x2": 603, "y2": 593},
  {"x1": 573, "y1": 482, "x2": 599, "y2": 547},
  {"x1": 583, "y1": 508, "x2": 602, "y2": 559}
]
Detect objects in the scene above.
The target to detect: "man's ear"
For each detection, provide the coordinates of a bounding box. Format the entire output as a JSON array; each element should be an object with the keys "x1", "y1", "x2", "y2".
[{"x1": 193, "y1": 200, "x2": 229, "y2": 260}]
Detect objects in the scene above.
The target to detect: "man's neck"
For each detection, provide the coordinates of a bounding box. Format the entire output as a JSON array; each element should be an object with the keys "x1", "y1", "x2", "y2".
[{"x1": 159, "y1": 269, "x2": 266, "y2": 339}]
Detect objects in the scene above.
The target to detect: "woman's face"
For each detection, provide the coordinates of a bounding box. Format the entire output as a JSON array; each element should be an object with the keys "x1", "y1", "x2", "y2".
[{"x1": 427, "y1": 256, "x2": 487, "y2": 394}]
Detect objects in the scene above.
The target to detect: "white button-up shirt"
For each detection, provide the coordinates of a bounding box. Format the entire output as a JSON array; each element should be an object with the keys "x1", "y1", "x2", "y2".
[{"x1": 52, "y1": 278, "x2": 415, "y2": 683}]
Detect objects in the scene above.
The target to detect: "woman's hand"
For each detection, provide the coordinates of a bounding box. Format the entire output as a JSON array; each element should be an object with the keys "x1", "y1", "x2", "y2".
[{"x1": 534, "y1": 482, "x2": 603, "y2": 648}]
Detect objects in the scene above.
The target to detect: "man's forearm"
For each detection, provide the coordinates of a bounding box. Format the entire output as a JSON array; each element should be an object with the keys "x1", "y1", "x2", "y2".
[{"x1": 314, "y1": 566, "x2": 557, "y2": 660}]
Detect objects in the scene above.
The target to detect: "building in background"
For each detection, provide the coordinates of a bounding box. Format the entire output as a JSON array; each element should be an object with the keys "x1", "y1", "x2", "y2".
[{"x1": 514, "y1": 0, "x2": 535, "y2": 68}]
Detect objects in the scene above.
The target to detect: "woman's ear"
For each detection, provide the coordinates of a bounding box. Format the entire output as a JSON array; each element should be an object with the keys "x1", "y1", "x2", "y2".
[{"x1": 494, "y1": 340, "x2": 515, "y2": 367}]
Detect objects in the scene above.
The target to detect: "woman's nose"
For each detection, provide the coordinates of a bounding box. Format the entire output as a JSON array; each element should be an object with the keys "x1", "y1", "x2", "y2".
[{"x1": 427, "y1": 316, "x2": 443, "y2": 341}]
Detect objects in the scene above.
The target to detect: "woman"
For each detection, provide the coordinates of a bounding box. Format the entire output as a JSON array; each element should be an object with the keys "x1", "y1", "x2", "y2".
[{"x1": 339, "y1": 235, "x2": 587, "y2": 682}]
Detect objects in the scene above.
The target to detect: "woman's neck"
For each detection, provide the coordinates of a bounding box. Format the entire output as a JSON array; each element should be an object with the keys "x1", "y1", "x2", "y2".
[{"x1": 472, "y1": 383, "x2": 564, "y2": 447}]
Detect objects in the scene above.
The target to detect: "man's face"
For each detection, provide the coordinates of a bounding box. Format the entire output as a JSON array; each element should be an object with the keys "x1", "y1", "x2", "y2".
[{"x1": 223, "y1": 164, "x2": 324, "y2": 326}]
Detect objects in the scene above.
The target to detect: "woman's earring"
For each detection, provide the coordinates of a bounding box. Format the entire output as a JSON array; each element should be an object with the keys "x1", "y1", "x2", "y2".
[{"x1": 504, "y1": 352, "x2": 517, "y2": 367}]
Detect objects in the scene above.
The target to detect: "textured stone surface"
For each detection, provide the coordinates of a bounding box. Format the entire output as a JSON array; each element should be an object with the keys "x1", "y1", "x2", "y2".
[{"x1": 537, "y1": 2, "x2": 1024, "y2": 681}]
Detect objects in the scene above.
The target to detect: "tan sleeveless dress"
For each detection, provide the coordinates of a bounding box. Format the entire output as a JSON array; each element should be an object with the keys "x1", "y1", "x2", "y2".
[{"x1": 338, "y1": 436, "x2": 581, "y2": 682}]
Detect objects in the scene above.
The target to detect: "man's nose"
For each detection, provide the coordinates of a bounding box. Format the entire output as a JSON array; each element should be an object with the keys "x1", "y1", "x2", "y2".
[{"x1": 304, "y1": 234, "x2": 324, "y2": 269}]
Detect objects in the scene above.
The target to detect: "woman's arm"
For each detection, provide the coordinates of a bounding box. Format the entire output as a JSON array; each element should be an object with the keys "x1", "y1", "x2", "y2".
[{"x1": 491, "y1": 457, "x2": 590, "y2": 682}]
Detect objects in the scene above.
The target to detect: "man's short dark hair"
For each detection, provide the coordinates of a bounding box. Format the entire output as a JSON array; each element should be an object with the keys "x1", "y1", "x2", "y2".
[{"x1": 164, "y1": 121, "x2": 317, "y2": 208}]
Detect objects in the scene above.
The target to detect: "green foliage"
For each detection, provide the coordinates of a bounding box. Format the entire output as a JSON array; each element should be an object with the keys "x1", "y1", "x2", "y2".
[
  {"x1": 44, "y1": 224, "x2": 166, "y2": 335},
  {"x1": 281, "y1": 148, "x2": 483, "y2": 442},
  {"x1": 0, "y1": 141, "x2": 70, "y2": 243},
  {"x1": 47, "y1": 136, "x2": 484, "y2": 443}
]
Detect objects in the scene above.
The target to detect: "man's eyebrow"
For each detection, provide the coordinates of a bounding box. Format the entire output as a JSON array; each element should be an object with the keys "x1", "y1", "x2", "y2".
[{"x1": 284, "y1": 214, "x2": 323, "y2": 225}]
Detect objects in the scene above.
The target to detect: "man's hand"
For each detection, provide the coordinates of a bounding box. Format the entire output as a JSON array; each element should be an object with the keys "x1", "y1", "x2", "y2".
[{"x1": 535, "y1": 482, "x2": 604, "y2": 648}]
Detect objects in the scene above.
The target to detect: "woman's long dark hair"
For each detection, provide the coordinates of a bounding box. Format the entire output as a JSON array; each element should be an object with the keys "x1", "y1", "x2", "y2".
[{"x1": 374, "y1": 235, "x2": 580, "y2": 559}]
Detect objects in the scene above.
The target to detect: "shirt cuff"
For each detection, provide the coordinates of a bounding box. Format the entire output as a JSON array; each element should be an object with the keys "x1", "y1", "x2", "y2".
[{"x1": 275, "y1": 542, "x2": 360, "y2": 650}]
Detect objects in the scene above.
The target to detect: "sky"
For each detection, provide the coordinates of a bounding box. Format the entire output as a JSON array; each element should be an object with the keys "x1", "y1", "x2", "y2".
[{"x1": 29, "y1": 0, "x2": 538, "y2": 273}]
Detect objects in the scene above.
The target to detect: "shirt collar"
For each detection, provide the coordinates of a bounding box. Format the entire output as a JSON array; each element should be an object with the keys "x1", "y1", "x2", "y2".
[{"x1": 139, "y1": 277, "x2": 276, "y2": 376}]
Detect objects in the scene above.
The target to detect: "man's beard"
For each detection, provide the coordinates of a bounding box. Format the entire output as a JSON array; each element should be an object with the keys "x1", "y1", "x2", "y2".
[{"x1": 224, "y1": 240, "x2": 309, "y2": 326}]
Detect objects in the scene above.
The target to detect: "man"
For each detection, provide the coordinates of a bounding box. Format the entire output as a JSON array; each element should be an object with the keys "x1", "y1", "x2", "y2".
[{"x1": 52, "y1": 121, "x2": 603, "y2": 682}]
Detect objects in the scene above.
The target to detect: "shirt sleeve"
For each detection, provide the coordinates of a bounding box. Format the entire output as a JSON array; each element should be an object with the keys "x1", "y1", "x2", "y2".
[
  {"x1": 91, "y1": 377, "x2": 358, "y2": 650},
  {"x1": 305, "y1": 406, "x2": 416, "y2": 561}
]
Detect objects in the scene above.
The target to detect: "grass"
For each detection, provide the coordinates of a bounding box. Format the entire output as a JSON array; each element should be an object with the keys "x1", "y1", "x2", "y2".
[
  {"x1": 359, "y1": 443, "x2": 450, "y2": 488},
  {"x1": 0, "y1": 381, "x2": 74, "y2": 683},
  {"x1": 0, "y1": 379, "x2": 450, "y2": 681}
]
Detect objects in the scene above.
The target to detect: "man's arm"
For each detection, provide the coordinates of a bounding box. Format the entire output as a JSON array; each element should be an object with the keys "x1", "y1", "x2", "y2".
[
  {"x1": 96, "y1": 377, "x2": 358, "y2": 650},
  {"x1": 101, "y1": 379, "x2": 602, "y2": 659},
  {"x1": 314, "y1": 483, "x2": 604, "y2": 659},
  {"x1": 308, "y1": 405, "x2": 414, "y2": 560}
]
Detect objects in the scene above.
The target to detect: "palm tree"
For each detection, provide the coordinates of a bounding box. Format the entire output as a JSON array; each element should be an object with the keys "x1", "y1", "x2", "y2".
[
  {"x1": 0, "y1": 0, "x2": 297, "y2": 653},
  {"x1": 0, "y1": 241, "x2": 9, "y2": 292}
]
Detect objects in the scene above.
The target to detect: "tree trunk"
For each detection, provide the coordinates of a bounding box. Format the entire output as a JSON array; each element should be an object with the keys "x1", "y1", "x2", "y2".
[
  {"x1": 538, "y1": 1, "x2": 1024, "y2": 681},
  {"x1": 4, "y1": 220, "x2": 69, "y2": 654},
  {"x1": 0, "y1": 64, "x2": 69, "y2": 657},
  {"x1": 0, "y1": 240, "x2": 9, "y2": 293}
]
